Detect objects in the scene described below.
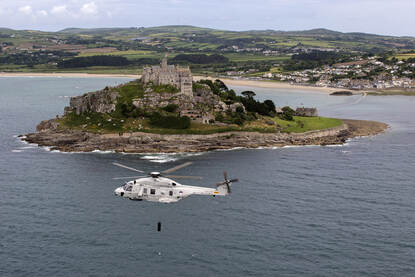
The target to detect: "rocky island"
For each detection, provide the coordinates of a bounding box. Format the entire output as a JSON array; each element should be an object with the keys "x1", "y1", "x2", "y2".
[{"x1": 23, "y1": 57, "x2": 388, "y2": 153}]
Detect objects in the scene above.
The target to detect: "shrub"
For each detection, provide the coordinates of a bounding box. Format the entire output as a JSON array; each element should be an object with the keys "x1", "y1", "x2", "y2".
[
  {"x1": 151, "y1": 84, "x2": 179, "y2": 94},
  {"x1": 215, "y1": 113, "x2": 225, "y2": 122},
  {"x1": 280, "y1": 106, "x2": 295, "y2": 121},
  {"x1": 162, "y1": 104, "x2": 179, "y2": 113},
  {"x1": 149, "y1": 112, "x2": 190, "y2": 129}
]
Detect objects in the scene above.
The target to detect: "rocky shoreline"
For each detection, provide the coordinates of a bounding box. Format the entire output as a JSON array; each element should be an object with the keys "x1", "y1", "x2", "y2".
[{"x1": 21, "y1": 119, "x2": 388, "y2": 153}]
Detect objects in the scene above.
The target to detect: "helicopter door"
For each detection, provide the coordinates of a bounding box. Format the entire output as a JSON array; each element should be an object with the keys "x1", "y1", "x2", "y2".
[{"x1": 142, "y1": 187, "x2": 148, "y2": 196}]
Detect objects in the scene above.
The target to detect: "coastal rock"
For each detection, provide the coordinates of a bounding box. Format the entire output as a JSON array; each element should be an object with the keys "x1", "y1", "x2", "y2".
[
  {"x1": 330, "y1": 91, "x2": 353, "y2": 96},
  {"x1": 22, "y1": 120, "x2": 388, "y2": 153},
  {"x1": 64, "y1": 88, "x2": 119, "y2": 115},
  {"x1": 36, "y1": 119, "x2": 60, "y2": 132}
]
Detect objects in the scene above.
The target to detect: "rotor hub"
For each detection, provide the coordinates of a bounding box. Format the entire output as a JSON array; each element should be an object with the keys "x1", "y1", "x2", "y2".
[{"x1": 150, "y1": 172, "x2": 161, "y2": 178}]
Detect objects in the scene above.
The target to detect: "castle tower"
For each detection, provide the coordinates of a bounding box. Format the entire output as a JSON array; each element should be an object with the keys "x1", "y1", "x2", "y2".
[{"x1": 161, "y1": 53, "x2": 168, "y2": 69}]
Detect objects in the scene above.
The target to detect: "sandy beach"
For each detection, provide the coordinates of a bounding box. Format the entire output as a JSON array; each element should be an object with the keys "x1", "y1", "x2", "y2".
[
  {"x1": 0, "y1": 72, "x2": 340, "y2": 93},
  {"x1": 193, "y1": 76, "x2": 341, "y2": 93}
]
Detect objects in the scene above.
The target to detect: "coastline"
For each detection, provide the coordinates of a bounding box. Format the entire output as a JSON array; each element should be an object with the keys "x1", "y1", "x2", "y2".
[
  {"x1": 22, "y1": 119, "x2": 388, "y2": 154},
  {"x1": 0, "y1": 72, "x2": 340, "y2": 93}
]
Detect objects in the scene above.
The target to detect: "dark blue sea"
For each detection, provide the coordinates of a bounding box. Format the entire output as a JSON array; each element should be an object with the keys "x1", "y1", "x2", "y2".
[{"x1": 1, "y1": 77, "x2": 415, "y2": 276}]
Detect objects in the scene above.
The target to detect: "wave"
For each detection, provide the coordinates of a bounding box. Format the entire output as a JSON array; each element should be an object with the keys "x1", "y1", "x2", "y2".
[
  {"x1": 91, "y1": 150, "x2": 116, "y2": 154},
  {"x1": 139, "y1": 152, "x2": 204, "y2": 163},
  {"x1": 141, "y1": 154, "x2": 179, "y2": 163},
  {"x1": 20, "y1": 146, "x2": 36, "y2": 149}
]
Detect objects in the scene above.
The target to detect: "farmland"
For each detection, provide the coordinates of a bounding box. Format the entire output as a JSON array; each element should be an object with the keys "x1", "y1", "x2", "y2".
[{"x1": 1, "y1": 25, "x2": 415, "y2": 75}]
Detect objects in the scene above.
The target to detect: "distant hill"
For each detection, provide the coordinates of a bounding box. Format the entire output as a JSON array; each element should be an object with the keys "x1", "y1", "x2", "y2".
[{"x1": 57, "y1": 25, "x2": 400, "y2": 38}]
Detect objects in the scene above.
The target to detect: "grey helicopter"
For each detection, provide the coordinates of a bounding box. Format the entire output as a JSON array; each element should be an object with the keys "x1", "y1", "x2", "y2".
[{"x1": 113, "y1": 162, "x2": 238, "y2": 203}]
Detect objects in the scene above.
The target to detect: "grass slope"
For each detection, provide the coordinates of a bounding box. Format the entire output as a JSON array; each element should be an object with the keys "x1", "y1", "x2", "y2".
[{"x1": 60, "y1": 112, "x2": 342, "y2": 135}]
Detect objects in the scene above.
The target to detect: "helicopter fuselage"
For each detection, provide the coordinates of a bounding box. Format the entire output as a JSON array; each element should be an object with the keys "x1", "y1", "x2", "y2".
[{"x1": 114, "y1": 176, "x2": 227, "y2": 203}]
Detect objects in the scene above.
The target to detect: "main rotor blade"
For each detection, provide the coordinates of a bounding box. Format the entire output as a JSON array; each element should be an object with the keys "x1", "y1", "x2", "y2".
[
  {"x1": 162, "y1": 162, "x2": 193, "y2": 174},
  {"x1": 112, "y1": 162, "x2": 145, "y2": 173},
  {"x1": 113, "y1": 176, "x2": 147, "y2": 180},
  {"x1": 229, "y1": 179, "x2": 239, "y2": 183},
  {"x1": 165, "y1": 175, "x2": 202, "y2": 180}
]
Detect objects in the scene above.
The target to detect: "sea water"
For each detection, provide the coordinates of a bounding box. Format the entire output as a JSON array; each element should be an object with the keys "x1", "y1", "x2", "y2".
[{"x1": 1, "y1": 77, "x2": 414, "y2": 276}]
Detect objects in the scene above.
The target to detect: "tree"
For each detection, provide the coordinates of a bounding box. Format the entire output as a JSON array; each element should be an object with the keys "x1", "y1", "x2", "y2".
[
  {"x1": 241, "y1": 91, "x2": 256, "y2": 99},
  {"x1": 214, "y1": 79, "x2": 229, "y2": 92},
  {"x1": 280, "y1": 106, "x2": 295, "y2": 121},
  {"x1": 264, "y1": 100, "x2": 276, "y2": 114}
]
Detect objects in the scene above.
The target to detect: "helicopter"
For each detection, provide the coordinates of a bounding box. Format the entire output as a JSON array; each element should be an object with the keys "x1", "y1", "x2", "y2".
[{"x1": 113, "y1": 162, "x2": 238, "y2": 203}]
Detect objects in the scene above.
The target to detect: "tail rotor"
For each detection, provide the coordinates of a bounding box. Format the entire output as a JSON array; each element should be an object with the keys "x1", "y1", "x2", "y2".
[{"x1": 216, "y1": 171, "x2": 238, "y2": 194}]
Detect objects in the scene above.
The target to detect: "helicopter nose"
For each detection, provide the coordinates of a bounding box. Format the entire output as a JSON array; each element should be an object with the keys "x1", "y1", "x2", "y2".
[{"x1": 114, "y1": 187, "x2": 124, "y2": 196}]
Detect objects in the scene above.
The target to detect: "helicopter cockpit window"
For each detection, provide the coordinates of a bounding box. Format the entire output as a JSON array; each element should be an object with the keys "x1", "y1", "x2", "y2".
[{"x1": 123, "y1": 183, "x2": 133, "y2": 191}]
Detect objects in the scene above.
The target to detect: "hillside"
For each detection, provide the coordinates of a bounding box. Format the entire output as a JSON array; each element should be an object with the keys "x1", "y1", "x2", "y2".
[{"x1": 1, "y1": 25, "x2": 414, "y2": 76}]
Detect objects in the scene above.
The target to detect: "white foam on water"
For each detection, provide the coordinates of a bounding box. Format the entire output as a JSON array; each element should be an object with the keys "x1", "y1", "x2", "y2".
[
  {"x1": 140, "y1": 154, "x2": 178, "y2": 163},
  {"x1": 11, "y1": 149, "x2": 24, "y2": 153},
  {"x1": 91, "y1": 150, "x2": 115, "y2": 154},
  {"x1": 20, "y1": 146, "x2": 36, "y2": 149},
  {"x1": 282, "y1": 145, "x2": 303, "y2": 148},
  {"x1": 325, "y1": 144, "x2": 346, "y2": 148},
  {"x1": 181, "y1": 152, "x2": 204, "y2": 157},
  {"x1": 215, "y1": 147, "x2": 245, "y2": 152}
]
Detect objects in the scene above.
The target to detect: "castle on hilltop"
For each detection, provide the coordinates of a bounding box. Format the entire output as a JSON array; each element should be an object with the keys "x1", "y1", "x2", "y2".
[{"x1": 141, "y1": 55, "x2": 193, "y2": 97}]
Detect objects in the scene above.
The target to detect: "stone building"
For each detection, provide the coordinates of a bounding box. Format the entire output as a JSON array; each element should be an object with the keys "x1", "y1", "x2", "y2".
[
  {"x1": 141, "y1": 55, "x2": 193, "y2": 97},
  {"x1": 295, "y1": 107, "x2": 318, "y2": 117}
]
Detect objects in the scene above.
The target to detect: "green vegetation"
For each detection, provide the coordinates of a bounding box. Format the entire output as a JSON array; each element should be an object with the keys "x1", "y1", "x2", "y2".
[
  {"x1": 393, "y1": 53, "x2": 415, "y2": 60},
  {"x1": 367, "y1": 89, "x2": 415, "y2": 96},
  {"x1": 283, "y1": 50, "x2": 354, "y2": 71},
  {"x1": 149, "y1": 112, "x2": 191, "y2": 129},
  {"x1": 60, "y1": 112, "x2": 341, "y2": 135},
  {"x1": 57, "y1": 55, "x2": 130, "y2": 68},
  {"x1": 273, "y1": 116, "x2": 342, "y2": 133},
  {"x1": 170, "y1": 53, "x2": 228, "y2": 64}
]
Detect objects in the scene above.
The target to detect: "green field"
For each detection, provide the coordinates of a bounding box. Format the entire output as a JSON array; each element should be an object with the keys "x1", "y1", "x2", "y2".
[
  {"x1": 224, "y1": 53, "x2": 289, "y2": 63},
  {"x1": 394, "y1": 53, "x2": 415, "y2": 60},
  {"x1": 60, "y1": 112, "x2": 342, "y2": 135},
  {"x1": 368, "y1": 89, "x2": 415, "y2": 96}
]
